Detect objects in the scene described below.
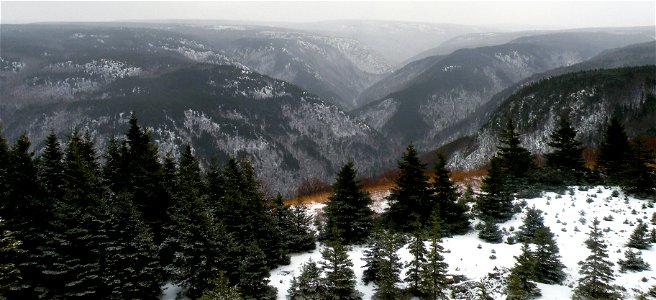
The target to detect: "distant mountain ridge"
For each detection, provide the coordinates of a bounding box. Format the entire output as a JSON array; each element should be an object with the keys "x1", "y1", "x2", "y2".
[
  {"x1": 447, "y1": 65, "x2": 656, "y2": 169},
  {"x1": 354, "y1": 30, "x2": 655, "y2": 151}
]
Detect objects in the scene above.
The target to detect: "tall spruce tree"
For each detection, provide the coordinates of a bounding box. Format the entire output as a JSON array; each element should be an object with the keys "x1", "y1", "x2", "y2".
[
  {"x1": 373, "y1": 227, "x2": 403, "y2": 300},
  {"x1": 432, "y1": 151, "x2": 469, "y2": 236},
  {"x1": 239, "y1": 242, "x2": 277, "y2": 300},
  {"x1": 288, "y1": 259, "x2": 326, "y2": 300},
  {"x1": 0, "y1": 217, "x2": 22, "y2": 297},
  {"x1": 405, "y1": 218, "x2": 428, "y2": 296},
  {"x1": 596, "y1": 116, "x2": 630, "y2": 185},
  {"x1": 476, "y1": 157, "x2": 513, "y2": 222},
  {"x1": 532, "y1": 227, "x2": 565, "y2": 284},
  {"x1": 362, "y1": 221, "x2": 385, "y2": 285},
  {"x1": 419, "y1": 216, "x2": 449, "y2": 300},
  {"x1": 273, "y1": 196, "x2": 316, "y2": 253},
  {"x1": 516, "y1": 207, "x2": 546, "y2": 243},
  {"x1": 497, "y1": 118, "x2": 534, "y2": 181},
  {"x1": 573, "y1": 218, "x2": 618, "y2": 299},
  {"x1": 321, "y1": 232, "x2": 360, "y2": 300},
  {"x1": 119, "y1": 113, "x2": 167, "y2": 241},
  {"x1": 506, "y1": 243, "x2": 539, "y2": 300},
  {"x1": 545, "y1": 114, "x2": 585, "y2": 182},
  {"x1": 323, "y1": 162, "x2": 374, "y2": 244},
  {"x1": 385, "y1": 145, "x2": 431, "y2": 231},
  {"x1": 623, "y1": 137, "x2": 656, "y2": 197}
]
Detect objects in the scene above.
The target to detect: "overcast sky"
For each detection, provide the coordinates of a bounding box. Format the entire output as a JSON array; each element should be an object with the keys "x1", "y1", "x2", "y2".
[{"x1": 1, "y1": 1, "x2": 654, "y2": 29}]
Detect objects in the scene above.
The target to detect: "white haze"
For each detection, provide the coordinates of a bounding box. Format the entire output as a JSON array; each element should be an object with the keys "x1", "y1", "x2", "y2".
[{"x1": 1, "y1": 1, "x2": 654, "y2": 29}]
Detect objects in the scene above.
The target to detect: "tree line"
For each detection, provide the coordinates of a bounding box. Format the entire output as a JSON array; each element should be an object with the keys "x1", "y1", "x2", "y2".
[{"x1": 0, "y1": 114, "x2": 316, "y2": 299}]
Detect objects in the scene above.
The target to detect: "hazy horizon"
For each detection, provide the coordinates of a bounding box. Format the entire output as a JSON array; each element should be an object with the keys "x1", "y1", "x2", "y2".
[{"x1": 2, "y1": 1, "x2": 655, "y2": 30}]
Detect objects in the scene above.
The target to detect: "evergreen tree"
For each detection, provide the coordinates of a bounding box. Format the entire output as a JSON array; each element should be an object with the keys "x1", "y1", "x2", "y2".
[
  {"x1": 497, "y1": 118, "x2": 534, "y2": 181},
  {"x1": 506, "y1": 243, "x2": 539, "y2": 300},
  {"x1": 239, "y1": 242, "x2": 277, "y2": 300},
  {"x1": 320, "y1": 233, "x2": 360, "y2": 300},
  {"x1": 596, "y1": 116, "x2": 630, "y2": 185},
  {"x1": 362, "y1": 221, "x2": 385, "y2": 285},
  {"x1": 38, "y1": 131, "x2": 65, "y2": 201},
  {"x1": 622, "y1": 136, "x2": 656, "y2": 197},
  {"x1": 0, "y1": 217, "x2": 22, "y2": 297},
  {"x1": 199, "y1": 271, "x2": 242, "y2": 300},
  {"x1": 374, "y1": 227, "x2": 403, "y2": 300},
  {"x1": 419, "y1": 216, "x2": 449, "y2": 300},
  {"x1": 573, "y1": 218, "x2": 618, "y2": 300},
  {"x1": 650, "y1": 228, "x2": 656, "y2": 243},
  {"x1": 545, "y1": 114, "x2": 585, "y2": 182},
  {"x1": 432, "y1": 151, "x2": 469, "y2": 235},
  {"x1": 0, "y1": 133, "x2": 9, "y2": 209},
  {"x1": 618, "y1": 249, "x2": 650, "y2": 272},
  {"x1": 215, "y1": 158, "x2": 286, "y2": 268},
  {"x1": 405, "y1": 218, "x2": 428, "y2": 296},
  {"x1": 118, "y1": 113, "x2": 167, "y2": 241},
  {"x1": 288, "y1": 260, "x2": 326, "y2": 300},
  {"x1": 478, "y1": 217, "x2": 503, "y2": 243},
  {"x1": 532, "y1": 227, "x2": 565, "y2": 284},
  {"x1": 516, "y1": 207, "x2": 546, "y2": 243},
  {"x1": 476, "y1": 157, "x2": 513, "y2": 222},
  {"x1": 273, "y1": 196, "x2": 316, "y2": 253},
  {"x1": 385, "y1": 145, "x2": 431, "y2": 231},
  {"x1": 323, "y1": 162, "x2": 373, "y2": 244},
  {"x1": 99, "y1": 192, "x2": 163, "y2": 299},
  {"x1": 288, "y1": 201, "x2": 317, "y2": 252},
  {"x1": 627, "y1": 221, "x2": 650, "y2": 250}
]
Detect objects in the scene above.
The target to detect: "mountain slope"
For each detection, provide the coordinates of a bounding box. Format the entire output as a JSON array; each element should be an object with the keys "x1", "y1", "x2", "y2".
[
  {"x1": 449, "y1": 65, "x2": 656, "y2": 169},
  {"x1": 355, "y1": 31, "x2": 655, "y2": 150},
  {"x1": 0, "y1": 26, "x2": 395, "y2": 195},
  {"x1": 427, "y1": 40, "x2": 656, "y2": 152}
]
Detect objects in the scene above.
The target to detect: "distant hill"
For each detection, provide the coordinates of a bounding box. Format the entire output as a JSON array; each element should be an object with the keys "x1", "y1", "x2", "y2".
[
  {"x1": 0, "y1": 24, "x2": 395, "y2": 195},
  {"x1": 355, "y1": 31, "x2": 655, "y2": 151},
  {"x1": 447, "y1": 65, "x2": 656, "y2": 169}
]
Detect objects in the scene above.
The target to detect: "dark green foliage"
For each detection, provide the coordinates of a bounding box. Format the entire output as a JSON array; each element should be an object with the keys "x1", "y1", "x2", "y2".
[
  {"x1": 362, "y1": 222, "x2": 384, "y2": 285},
  {"x1": 545, "y1": 114, "x2": 586, "y2": 183},
  {"x1": 385, "y1": 145, "x2": 431, "y2": 231},
  {"x1": 497, "y1": 118, "x2": 534, "y2": 181},
  {"x1": 532, "y1": 227, "x2": 565, "y2": 284},
  {"x1": 405, "y1": 218, "x2": 428, "y2": 296},
  {"x1": 618, "y1": 249, "x2": 650, "y2": 272},
  {"x1": 506, "y1": 243, "x2": 540, "y2": 300},
  {"x1": 627, "y1": 221, "x2": 650, "y2": 250},
  {"x1": 0, "y1": 217, "x2": 22, "y2": 296},
  {"x1": 596, "y1": 116, "x2": 630, "y2": 185},
  {"x1": 432, "y1": 151, "x2": 470, "y2": 236},
  {"x1": 239, "y1": 242, "x2": 277, "y2": 300},
  {"x1": 199, "y1": 271, "x2": 242, "y2": 300},
  {"x1": 323, "y1": 162, "x2": 374, "y2": 244},
  {"x1": 478, "y1": 218, "x2": 503, "y2": 243},
  {"x1": 650, "y1": 228, "x2": 656, "y2": 243},
  {"x1": 516, "y1": 207, "x2": 545, "y2": 243},
  {"x1": 116, "y1": 113, "x2": 168, "y2": 241},
  {"x1": 476, "y1": 157, "x2": 513, "y2": 222},
  {"x1": 288, "y1": 260, "x2": 326, "y2": 300},
  {"x1": 573, "y1": 218, "x2": 619, "y2": 300},
  {"x1": 99, "y1": 193, "x2": 163, "y2": 299},
  {"x1": 273, "y1": 196, "x2": 316, "y2": 253},
  {"x1": 321, "y1": 234, "x2": 360, "y2": 300},
  {"x1": 622, "y1": 136, "x2": 656, "y2": 197},
  {"x1": 213, "y1": 158, "x2": 287, "y2": 268},
  {"x1": 419, "y1": 216, "x2": 449, "y2": 300},
  {"x1": 373, "y1": 228, "x2": 403, "y2": 300}
]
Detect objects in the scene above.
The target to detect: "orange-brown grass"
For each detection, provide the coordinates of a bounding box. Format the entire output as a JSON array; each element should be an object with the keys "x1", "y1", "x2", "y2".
[{"x1": 285, "y1": 167, "x2": 488, "y2": 205}]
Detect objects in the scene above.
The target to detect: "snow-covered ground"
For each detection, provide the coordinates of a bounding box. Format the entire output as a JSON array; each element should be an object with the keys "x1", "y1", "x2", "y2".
[{"x1": 270, "y1": 186, "x2": 656, "y2": 299}]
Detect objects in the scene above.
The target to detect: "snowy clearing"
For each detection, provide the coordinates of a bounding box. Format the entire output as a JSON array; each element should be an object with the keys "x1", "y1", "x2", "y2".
[{"x1": 270, "y1": 186, "x2": 656, "y2": 299}]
